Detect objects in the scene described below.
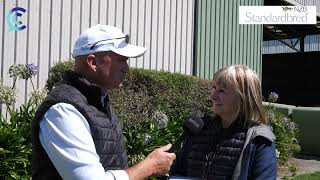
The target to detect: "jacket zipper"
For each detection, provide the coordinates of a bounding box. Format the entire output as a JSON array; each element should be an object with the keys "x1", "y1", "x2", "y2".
[
  {"x1": 202, "y1": 125, "x2": 222, "y2": 180},
  {"x1": 202, "y1": 144, "x2": 220, "y2": 180}
]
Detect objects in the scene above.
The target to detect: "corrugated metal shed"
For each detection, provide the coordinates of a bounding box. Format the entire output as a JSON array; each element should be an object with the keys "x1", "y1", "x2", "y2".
[
  {"x1": 194, "y1": 0, "x2": 264, "y2": 80},
  {"x1": 263, "y1": 0, "x2": 320, "y2": 54},
  {"x1": 0, "y1": 0, "x2": 194, "y2": 107}
]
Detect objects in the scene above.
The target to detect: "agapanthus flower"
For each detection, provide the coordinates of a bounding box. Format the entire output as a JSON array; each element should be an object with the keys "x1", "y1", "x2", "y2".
[
  {"x1": 144, "y1": 134, "x2": 151, "y2": 143},
  {"x1": 0, "y1": 84, "x2": 16, "y2": 106},
  {"x1": 276, "y1": 149, "x2": 280, "y2": 158},
  {"x1": 266, "y1": 113, "x2": 274, "y2": 122},
  {"x1": 9, "y1": 64, "x2": 25, "y2": 79},
  {"x1": 282, "y1": 116, "x2": 289, "y2": 124},
  {"x1": 26, "y1": 63, "x2": 39, "y2": 76},
  {"x1": 30, "y1": 88, "x2": 49, "y2": 107},
  {"x1": 268, "y1": 92, "x2": 279, "y2": 103},
  {"x1": 288, "y1": 122, "x2": 295, "y2": 130},
  {"x1": 153, "y1": 110, "x2": 168, "y2": 128}
]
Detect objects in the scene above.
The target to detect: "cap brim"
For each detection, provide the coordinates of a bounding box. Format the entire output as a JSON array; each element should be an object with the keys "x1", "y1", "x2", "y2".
[{"x1": 112, "y1": 44, "x2": 147, "y2": 58}]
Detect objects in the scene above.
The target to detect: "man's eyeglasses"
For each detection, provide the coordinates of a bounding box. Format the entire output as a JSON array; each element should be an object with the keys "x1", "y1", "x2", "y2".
[{"x1": 89, "y1": 34, "x2": 129, "y2": 50}]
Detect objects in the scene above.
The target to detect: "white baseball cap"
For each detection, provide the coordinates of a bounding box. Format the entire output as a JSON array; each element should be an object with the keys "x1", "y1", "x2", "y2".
[{"x1": 72, "y1": 24, "x2": 146, "y2": 58}]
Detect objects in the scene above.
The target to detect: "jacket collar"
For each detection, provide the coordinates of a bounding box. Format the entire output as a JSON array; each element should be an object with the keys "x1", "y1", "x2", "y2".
[{"x1": 62, "y1": 70, "x2": 107, "y2": 109}]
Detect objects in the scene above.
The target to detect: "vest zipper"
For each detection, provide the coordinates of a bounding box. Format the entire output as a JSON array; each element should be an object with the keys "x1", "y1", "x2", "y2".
[
  {"x1": 202, "y1": 143, "x2": 220, "y2": 180},
  {"x1": 202, "y1": 152, "x2": 212, "y2": 180},
  {"x1": 202, "y1": 123, "x2": 222, "y2": 180}
]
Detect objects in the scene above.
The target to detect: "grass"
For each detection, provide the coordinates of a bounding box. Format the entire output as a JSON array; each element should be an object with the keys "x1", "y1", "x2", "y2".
[{"x1": 290, "y1": 171, "x2": 320, "y2": 180}]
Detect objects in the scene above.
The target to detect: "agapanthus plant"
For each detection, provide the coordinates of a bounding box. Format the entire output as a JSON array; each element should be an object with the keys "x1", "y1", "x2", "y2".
[
  {"x1": 1, "y1": 64, "x2": 42, "y2": 179},
  {"x1": 264, "y1": 92, "x2": 300, "y2": 176},
  {"x1": 9, "y1": 63, "x2": 38, "y2": 90}
]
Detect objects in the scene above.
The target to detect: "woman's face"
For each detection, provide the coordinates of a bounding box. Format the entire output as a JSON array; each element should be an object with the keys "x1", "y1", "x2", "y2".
[{"x1": 209, "y1": 84, "x2": 239, "y2": 120}]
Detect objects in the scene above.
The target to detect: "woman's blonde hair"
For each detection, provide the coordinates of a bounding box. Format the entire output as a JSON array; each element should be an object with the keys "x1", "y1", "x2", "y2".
[{"x1": 212, "y1": 65, "x2": 266, "y2": 124}]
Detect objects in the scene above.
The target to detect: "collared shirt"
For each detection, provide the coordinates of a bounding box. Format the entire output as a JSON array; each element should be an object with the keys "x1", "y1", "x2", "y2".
[{"x1": 39, "y1": 102, "x2": 129, "y2": 180}]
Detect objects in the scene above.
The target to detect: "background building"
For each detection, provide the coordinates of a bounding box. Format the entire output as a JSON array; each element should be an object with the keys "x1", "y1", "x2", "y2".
[
  {"x1": 262, "y1": 0, "x2": 320, "y2": 106},
  {"x1": 0, "y1": 0, "x2": 319, "y2": 108}
]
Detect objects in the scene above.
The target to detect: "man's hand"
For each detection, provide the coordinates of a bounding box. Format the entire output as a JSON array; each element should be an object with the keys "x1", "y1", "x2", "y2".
[
  {"x1": 146, "y1": 144, "x2": 176, "y2": 176},
  {"x1": 125, "y1": 144, "x2": 176, "y2": 180}
]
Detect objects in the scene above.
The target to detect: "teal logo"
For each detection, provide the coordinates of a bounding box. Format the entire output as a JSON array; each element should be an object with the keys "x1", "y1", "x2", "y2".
[{"x1": 6, "y1": 7, "x2": 27, "y2": 32}]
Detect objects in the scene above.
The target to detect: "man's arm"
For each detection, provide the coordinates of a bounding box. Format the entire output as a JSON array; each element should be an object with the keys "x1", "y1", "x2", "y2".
[
  {"x1": 40, "y1": 103, "x2": 129, "y2": 180},
  {"x1": 125, "y1": 144, "x2": 175, "y2": 180},
  {"x1": 40, "y1": 103, "x2": 176, "y2": 180}
]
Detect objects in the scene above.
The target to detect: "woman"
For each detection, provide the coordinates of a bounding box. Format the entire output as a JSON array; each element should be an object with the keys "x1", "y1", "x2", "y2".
[{"x1": 171, "y1": 65, "x2": 277, "y2": 180}]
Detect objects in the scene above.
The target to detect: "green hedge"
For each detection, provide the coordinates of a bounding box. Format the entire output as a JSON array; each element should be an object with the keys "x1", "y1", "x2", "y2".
[
  {"x1": 45, "y1": 60, "x2": 212, "y2": 165},
  {"x1": 45, "y1": 60, "x2": 74, "y2": 91}
]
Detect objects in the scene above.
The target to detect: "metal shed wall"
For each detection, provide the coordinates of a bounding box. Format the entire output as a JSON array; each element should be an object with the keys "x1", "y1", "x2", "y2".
[
  {"x1": 194, "y1": 0, "x2": 264, "y2": 80},
  {"x1": 0, "y1": 0, "x2": 195, "y2": 107}
]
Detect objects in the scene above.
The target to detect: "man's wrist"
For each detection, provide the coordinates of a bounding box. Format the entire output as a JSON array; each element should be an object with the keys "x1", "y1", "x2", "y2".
[{"x1": 125, "y1": 159, "x2": 154, "y2": 180}]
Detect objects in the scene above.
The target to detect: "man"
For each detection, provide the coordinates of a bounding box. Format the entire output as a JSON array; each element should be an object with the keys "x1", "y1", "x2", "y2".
[{"x1": 32, "y1": 24, "x2": 176, "y2": 180}]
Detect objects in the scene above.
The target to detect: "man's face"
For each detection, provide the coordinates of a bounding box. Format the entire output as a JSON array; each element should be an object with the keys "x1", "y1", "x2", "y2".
[{"x1": 94, "y1": 52, "x2": 129, "y2": 90}]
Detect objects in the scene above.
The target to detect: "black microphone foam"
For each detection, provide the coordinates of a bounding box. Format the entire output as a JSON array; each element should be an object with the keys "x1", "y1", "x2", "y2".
[
  {"x1": 183, "y1": 116, "x2": 204, "y2": 135},
  {"x1": 169, "y1": 116, "x2": 204, "y2": 153}
]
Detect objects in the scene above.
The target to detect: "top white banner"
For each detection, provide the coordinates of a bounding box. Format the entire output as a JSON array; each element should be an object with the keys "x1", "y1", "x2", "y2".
[{"x1": 239, "y1": 6, "x2": 317, "y2": 24}]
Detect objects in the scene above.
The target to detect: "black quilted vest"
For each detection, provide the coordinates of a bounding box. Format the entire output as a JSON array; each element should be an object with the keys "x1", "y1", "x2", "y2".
[
  {"x1": 32, "y1": 70, "x2": 128, "y2": 180},
  {"x1": 172, "y1": 114, "x2": 247, "y2": 180}
]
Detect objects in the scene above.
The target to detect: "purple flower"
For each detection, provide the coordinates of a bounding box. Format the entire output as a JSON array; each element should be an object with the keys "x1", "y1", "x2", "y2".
[
  {"x1": 268, "y1": 92, "x2": 279, "y2": 103},
  {"x1": 26, "y1": 63, "x2": 38, "y2": 76},
  {"x1": 144, "y1": 134, "x2": 151, "y2": 143},
  {"x1": 288, "y1": 122, "x2": 295, "y2": 129},
  {"x1": 266, "y1": 113, "x2": 274, "y2": 122},
  {"x1": 282, "y1": 116, "x2": 289, "y2": 124}
]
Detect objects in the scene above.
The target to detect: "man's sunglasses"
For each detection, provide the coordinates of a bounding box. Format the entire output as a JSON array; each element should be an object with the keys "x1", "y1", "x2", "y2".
[{"x1": 89, "y1": 34, "x2": 129, "y2": 50}]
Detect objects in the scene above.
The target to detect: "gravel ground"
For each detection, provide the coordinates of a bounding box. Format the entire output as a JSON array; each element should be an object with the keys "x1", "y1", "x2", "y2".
[{"x1": 277, "y1": 154, "x2": 320, "y2": 179}]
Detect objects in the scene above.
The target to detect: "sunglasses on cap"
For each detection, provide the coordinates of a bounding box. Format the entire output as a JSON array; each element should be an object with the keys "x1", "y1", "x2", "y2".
[{"x1": 89, "y1": 34, "x2": 130, "y2": 50}]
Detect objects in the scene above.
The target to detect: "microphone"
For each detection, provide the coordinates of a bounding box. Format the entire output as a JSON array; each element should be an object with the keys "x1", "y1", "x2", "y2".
[
  {"x1": 156, "y1": 117, "x2": 204, "y2": 179},
  {"x1": 168, "y1": 116, "x2": 204, "y2": 153}
]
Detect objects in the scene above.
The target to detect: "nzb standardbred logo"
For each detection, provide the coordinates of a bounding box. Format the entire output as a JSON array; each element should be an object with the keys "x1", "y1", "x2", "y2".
[{"x1": 6, "y1": 7, "x2": 27, "y2": 32}]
